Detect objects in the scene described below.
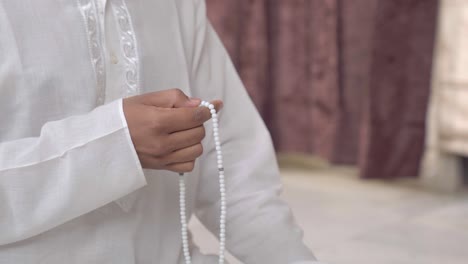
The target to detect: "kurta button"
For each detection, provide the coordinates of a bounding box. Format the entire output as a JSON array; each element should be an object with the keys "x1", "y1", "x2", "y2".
[{"x1": 110, "y1": 52, "x2": 119, "y2": 64}]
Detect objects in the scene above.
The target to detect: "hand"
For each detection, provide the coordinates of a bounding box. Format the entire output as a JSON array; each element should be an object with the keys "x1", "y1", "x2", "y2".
[{"x1": 123, "y1": 89, "x2": 223, "y2": 173}]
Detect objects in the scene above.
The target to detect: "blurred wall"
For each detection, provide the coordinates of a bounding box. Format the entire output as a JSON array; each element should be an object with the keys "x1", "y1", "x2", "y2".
[{"x1": 207, "y1": 0, "x2": 439, "y2": 179}]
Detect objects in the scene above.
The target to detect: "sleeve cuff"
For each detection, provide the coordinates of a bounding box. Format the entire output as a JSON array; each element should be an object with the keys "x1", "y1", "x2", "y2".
[{"x1": 114, "y1": 98, "x2": 147, "y2": 212}]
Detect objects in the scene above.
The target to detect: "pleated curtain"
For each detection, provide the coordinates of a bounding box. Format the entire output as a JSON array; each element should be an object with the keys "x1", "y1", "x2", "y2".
[{"x1": 206, "y1": 0, "x2": 439, "y2": 179}]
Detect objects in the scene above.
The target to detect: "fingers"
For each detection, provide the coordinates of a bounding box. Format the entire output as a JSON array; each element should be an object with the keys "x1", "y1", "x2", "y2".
[
  {"x1": 165, "y1": 161, "x2": 196, "y2": 173},
  {"x1": 159, "y1": 106, "x2": 211, "y2": 133},
  {"x1": 208, "y1": 100, "x2": 223, "y2": 113},
  {"x1": 159, "y1": 99, "x2": 224, "y2": 133},
  {"x1": 162, "y1": 143, "x2": 203, "y2": 164},
  {"x1": 167, "y1": 126, "x2": 206, "y2": 151},
  {"x1": 139, "y1": 155, "x2": 198, "y2": 173},
  {"x1": 139, "y1": 154, "x2": 165, "y2": 170},
  {"x1": 141, "y1": 88, "x2": 201, "y2": 108},
  {"x1": 139, "y1": 141, "x2": 203, "y2": 172}
]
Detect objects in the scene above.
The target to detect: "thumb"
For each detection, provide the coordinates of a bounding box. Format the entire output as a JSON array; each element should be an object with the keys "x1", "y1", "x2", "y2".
[{"x1": 209, "y1": 100, "x2": 224, "y2": 112}]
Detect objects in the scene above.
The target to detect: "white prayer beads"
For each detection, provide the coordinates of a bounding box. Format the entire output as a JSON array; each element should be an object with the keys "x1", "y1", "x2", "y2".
[{"x1": 179, "y1": 100, "x2": 227, "y2": 264}]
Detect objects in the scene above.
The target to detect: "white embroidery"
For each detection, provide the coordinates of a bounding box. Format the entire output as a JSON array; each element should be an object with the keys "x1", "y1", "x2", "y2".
[
  {"x1": 77, "y1": 0, "x2": 107, "y2": 104},
  {"x1": 112, "y1": 0, "x2": 140, "y2": 97}
]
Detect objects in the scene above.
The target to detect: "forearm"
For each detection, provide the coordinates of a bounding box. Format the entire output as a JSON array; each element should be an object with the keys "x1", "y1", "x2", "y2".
[{"x1": 0, "y1": 99, "x2": 146, "y2": 245}]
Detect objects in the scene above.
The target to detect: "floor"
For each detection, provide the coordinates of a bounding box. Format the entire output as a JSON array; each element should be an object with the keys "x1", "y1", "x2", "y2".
[{"x1": 189, "y1": 167, "x2": 468, "y2": 264}]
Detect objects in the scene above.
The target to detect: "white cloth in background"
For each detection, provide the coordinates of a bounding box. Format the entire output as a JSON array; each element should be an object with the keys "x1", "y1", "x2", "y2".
[
  {"x1": 433, "y1": 2, "x2": 468, "y2": 157},
  {"x1": 0, "y1": 0, "x2": 320, "y2": 263}
]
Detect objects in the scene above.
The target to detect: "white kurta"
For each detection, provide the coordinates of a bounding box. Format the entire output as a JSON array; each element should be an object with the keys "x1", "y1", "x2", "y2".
[{"x1": 0, "y1": 0, "x2": 319, "y2": 263}]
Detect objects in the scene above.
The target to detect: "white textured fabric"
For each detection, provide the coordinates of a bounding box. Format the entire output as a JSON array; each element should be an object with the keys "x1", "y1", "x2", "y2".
[{"x1": 0, "y1": 0, "x2": 319, "y2": 263}]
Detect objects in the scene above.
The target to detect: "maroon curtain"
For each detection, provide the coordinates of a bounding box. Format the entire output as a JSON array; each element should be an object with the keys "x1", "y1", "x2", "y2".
[{"x1": 206, "y1": 0, "x2": 438, "y2": 179}]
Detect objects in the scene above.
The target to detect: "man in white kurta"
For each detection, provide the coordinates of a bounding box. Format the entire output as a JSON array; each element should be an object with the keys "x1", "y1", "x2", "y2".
[{"x1": 0, "y1": 0, "x2": 320, "y2": 263}]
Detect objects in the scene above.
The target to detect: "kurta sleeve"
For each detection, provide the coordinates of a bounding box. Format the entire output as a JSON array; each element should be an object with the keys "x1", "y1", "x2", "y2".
[
  {"x1": 0, "y1": 99, "x2": 146, "y2": 245},
  {"x1": 187, "y1": 1, "x2": 320, "y2": 263}
]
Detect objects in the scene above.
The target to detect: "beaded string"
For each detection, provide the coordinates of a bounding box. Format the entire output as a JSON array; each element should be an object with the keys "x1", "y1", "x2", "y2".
[{"x1": 179, "y1": 101, "x2": 226, "y2": 264}]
